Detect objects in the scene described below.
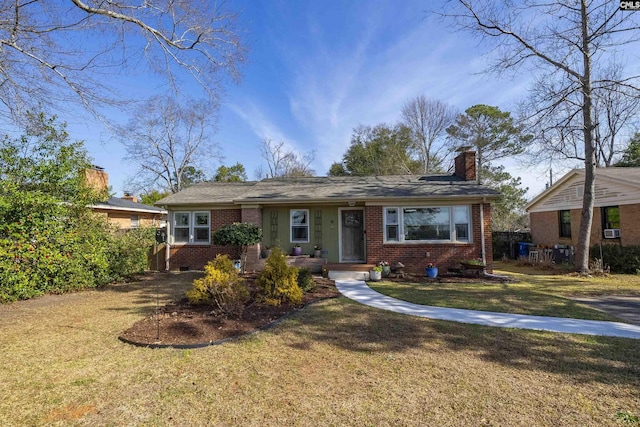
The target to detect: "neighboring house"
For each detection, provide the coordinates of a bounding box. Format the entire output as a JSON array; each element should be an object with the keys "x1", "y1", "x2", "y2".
[
  {"x1": 85, "y1": 166, "x2": 167, "y2": 229},
  {"x1": 156, "y1": 151, "x2": 499, "y2": 273},
  {"x1": 526, "y1": 168, "x2": 640, "y2": 248},
  {"x1": 91, "y1": 196, "x2": 167, "y2": 229}
]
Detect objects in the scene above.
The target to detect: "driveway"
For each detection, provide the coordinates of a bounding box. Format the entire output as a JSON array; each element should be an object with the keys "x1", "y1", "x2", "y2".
[{"x1": 570, "y1": 296, "x2": 640, "y2": 326}]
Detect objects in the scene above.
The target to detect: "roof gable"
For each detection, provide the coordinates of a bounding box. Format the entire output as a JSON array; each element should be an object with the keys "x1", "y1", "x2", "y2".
[{"x1": 527, "y1": 168, "x2": 640, "y2": 212}]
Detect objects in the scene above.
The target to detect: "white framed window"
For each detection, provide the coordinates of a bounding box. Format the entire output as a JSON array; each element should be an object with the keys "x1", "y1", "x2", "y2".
[
  {"x1": 130, "y1": 215, "x2": 140, "y2": 229},
  {"x1": 172, "y1": 211, "x2": 210, "y2": 244},
  {"x1": 404, "y1": 207, "x2": 450, "y2": 241},
  {"x1": 290, "y1": 209, "x2": 309, "y2": 243},
  {"x1": 174, "y1": 212, "x2": 190, "y2": 243},
  {"x1": 384, "y1": 208, "x2": 399, "y2": 242},
  {"x1": 384, "y1": 205, "x2": 471, "y2": 243},
  {"x1": 193, "y1": 212, "x2": 210, "y2": 243},
  {"x1": 453, "y1": 206, "x2": 470, "y2": 242}
]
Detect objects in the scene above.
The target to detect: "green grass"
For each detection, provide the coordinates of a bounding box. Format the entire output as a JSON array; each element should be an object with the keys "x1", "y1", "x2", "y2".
[
  {"x1": 368, "y1": 261, "x2": 640, "y2": 321},
  {"x1": 0, "y1": 271, "x2": 639, "y2": 426},
  {"x1": 493, "y1": 261, "x2": 640, "y2": 296}
]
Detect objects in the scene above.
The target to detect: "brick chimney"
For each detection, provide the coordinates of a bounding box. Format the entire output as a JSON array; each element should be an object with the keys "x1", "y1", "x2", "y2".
[
  {"x1": 84, "y1": 166, "x2": 109, "y2": 192},
  {"x1": 122, "y1": 191, "x2": 138, "y2": 203},
  {"x1": 454, "y1": 151, "x2": 476, "y2": 181}
]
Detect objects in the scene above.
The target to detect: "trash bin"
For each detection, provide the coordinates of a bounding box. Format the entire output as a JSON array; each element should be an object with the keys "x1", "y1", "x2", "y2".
[{"x1": 518, "y1": 242, "x2": 533, "y2": 257}]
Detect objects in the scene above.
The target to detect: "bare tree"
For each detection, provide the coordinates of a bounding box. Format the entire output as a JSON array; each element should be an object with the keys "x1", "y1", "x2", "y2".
[
  {"x1": 593, "y1": 67, "x2": 640, "y2": 166},
  {"x1": 121, "y1": 96, "x2": 219, "y2": 193},
  {"x1": 444, "y1": 0, "x2": 640, "y2": 273},
  {"x1": 0, "y1": 0, "x2": 245, "y2": 122},
  {"x1": 255, "y1": 138, "x2": 315, "y2": 179},
  {"x1": 401, "y1": 95, "x2": 457, "y2": 173},
  {"x1": 523, "y1": 63, "x2": 640, "y2": 167}
]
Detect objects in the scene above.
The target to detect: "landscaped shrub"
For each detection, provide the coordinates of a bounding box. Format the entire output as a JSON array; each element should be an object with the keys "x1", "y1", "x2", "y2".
[
  {"x1": 256, "y1": 247, "x2": 302, "y2": 306},
  {"x1": 590, "y1": 244, "x2": 640, "y2": 274},
  {"x1": 0, "y1": 112, "x2": 159, "y2": 303},
  {"x1": 186, "y1": 255, "x2": 249, "y2": 317},
  {"x1": 207, "y1": 253, "x2": 237, "y2": 275},
  {"x1": 297, "y1": 268, "x2": 316, "y2": 293},
  {"x1": 212, "y1": 222, "x2": 262, "y2": 273},
  {"x1": 0, "y1": 213, "x2": 113, "y2": 303},
  {"x1": 107, "y1": 227, "x2": 155, "y2": 280}
]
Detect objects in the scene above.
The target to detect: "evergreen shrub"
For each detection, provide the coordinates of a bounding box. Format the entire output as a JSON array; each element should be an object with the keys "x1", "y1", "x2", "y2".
[
  {"x1": 297, "y1": 268, "x2": 316, "y2": 292},
  {"x1": 590, "y1": 244, "x2": 640, "y2": 274},
  {"x1": 256, "y1": 247, "x2": 302, "y2": 306},
  {"x1": 186, "y1": 255, "x2": 249, "y2": 317}
]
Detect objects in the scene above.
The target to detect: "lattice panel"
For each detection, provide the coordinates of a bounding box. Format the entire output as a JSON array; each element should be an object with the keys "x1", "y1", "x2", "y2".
[
  {"x1": 314, "y1": 209, "x2": 322, "y2": 247},
  {"x1": 270, "y1": 210, "x2": 278, "y2": 244}
]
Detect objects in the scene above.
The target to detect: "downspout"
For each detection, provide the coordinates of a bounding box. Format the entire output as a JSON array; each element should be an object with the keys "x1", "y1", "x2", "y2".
[
  {"x1": 479, "y1": 200, "x2": 486, "y2": 265},
  {"x1": 164, "y1": 208, "x2": 171, "y2": 271}
]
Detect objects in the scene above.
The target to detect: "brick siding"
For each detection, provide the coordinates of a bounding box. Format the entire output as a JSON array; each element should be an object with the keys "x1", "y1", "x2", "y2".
[
  {"x1": 169, "y1": 208, "x2": 241, "y2": 270},
  {"x1": 531, "y1": 204, "x2": 640, "y2": 249},
  {"x1": 241, "y1": 207, "x2": 263, "y2": 271},
  {"x1": 620, "y1": 204, "x2": 640, "y2": 246},
  {"x1": 454, "y1": 151, "x2": 476, "y2": 181},
  {"x1": 365, "y1": 204, "x2": 492, "y2": 274}
]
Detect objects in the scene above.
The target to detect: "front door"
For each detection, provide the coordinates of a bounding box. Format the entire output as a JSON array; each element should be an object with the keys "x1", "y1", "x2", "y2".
[{"x1": 340, "y1": 209, "x2": 365, "y2": 262}]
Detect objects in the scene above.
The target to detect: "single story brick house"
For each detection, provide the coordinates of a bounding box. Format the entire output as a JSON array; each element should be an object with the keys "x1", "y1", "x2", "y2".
[
  {"x1": 526, "y1": 167, "x2": 640, "y2": 248},
  {"x1": 85, "y1": 166, "x2": 167, "y2": 229},
  {"x1": 156, "y1": 151, "x2": 498, "y2": 273}
]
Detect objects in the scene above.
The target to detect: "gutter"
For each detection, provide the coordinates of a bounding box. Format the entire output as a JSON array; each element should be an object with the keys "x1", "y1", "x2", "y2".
[
  {"x1": 157, "y1": 204, "x2": 171, "y2": 272},
  {"x1": 91, "y1": 205, "x2": 167, "y2": 214}
]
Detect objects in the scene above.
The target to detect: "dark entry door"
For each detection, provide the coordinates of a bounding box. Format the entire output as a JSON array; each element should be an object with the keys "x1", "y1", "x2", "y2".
[{"x1": 341, "y1": 209, "x2": 364, "y2": 262}]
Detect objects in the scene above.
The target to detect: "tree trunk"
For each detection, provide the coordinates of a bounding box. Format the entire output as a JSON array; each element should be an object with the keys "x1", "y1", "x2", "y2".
[
  {"x1": 575, "y1": 0, "x2": 595, "y2": 274},
  {"x1": 240, "y1": 246, "x2": 247, "y2": 274}
]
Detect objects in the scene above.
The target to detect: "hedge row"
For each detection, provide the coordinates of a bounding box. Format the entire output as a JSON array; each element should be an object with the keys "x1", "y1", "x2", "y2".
[
  {"x1": 0, "y1": 225, "x2": 155, "y2": 303},
  {"x1": 590, "y1": 244, "x2": 640, "y2": 274}
]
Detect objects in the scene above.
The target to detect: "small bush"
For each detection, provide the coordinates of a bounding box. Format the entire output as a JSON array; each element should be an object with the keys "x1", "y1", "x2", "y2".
[
  {"x1": 297, "y1": 268, "x2": 315, "y2": 293},
  {"x1": 590, "y1": 244, "x2": 640, "y2": 274},
  {"x1": 186, "y1": 255, "x2": 249, "y2": 317},
  {"x1": 207, "y1": 253, "x2": 237, "y2": 275},
  {"x1": 107, "y1": 227, "x2": 155, "y2": 280},
  {"x1": 212, "y1": 222, "x2": 262, "y2": 273},
  {"x1": 256, "y1": 247, "x2": 302, "y2": 306}
]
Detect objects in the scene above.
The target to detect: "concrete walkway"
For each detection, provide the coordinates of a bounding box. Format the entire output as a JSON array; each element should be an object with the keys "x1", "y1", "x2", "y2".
[{"x1": 335, "y1": 279, "x2": 640, "y2": 339}]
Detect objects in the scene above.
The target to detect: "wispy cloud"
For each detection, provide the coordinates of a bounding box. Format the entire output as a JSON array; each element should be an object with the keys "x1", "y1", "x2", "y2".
[
  {"x1": 229, "y1": 1, "x2": 535, "y2": 178},
  {"x1": 275, "y1": 8, "x2": 532, "y2": 174},
  {"x1": 226, "y1": 100, "x2": 306, "y2": 154}
]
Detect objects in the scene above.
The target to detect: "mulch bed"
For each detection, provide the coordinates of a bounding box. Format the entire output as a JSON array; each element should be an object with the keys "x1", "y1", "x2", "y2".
[{"x1": 120, "y1": 275, "x2": 340, "y2": 348}]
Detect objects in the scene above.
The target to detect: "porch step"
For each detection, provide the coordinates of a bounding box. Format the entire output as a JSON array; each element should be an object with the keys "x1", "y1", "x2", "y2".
[
  {"x1": 328, "y1": 270, "x2": 370, "y2": 281},
  {"x1": 324, "y1": 263, "x2": 376, "y2": 281},
  {"x1": 324, "y1": 263, "x2": 376, "y2": 271}
]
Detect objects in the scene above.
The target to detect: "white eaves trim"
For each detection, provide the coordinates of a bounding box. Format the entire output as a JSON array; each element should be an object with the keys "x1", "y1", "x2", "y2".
[
  {"x1": 526, "y1": 168, "x2": 640, "y2": 213},
  {"x1": 91, "y1": 204, "x2": 167, "y2": 215},
  {"x1": 525, "y1": 169, "x2": 580, "y2": 211}
]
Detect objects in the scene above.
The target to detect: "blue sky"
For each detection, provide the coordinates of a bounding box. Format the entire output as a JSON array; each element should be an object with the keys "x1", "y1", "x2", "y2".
[{"x1": 67, "y1": 0, "x2": 575, "y2": 198}]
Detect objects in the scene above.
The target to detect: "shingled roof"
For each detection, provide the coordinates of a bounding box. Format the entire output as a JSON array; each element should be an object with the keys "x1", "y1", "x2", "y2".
[
  {"x1": 156, "y1": 174, "x2": 500, "y2": 207},
  {"x1": 93, "y1": 197, "x2": 167, "y2": 214}
]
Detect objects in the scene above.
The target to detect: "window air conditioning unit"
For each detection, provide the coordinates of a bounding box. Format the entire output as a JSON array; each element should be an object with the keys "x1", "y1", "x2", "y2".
[{"x1": 603, "y1": 229, "x2": 620, "y2": 239}]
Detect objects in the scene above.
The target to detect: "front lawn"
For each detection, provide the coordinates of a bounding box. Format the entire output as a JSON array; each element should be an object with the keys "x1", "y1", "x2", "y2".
[
  {"x1": 368, "y1": 261, "x2": 640, "y2": 321},
  {"x1": 0, "y1": 272, "x2": 639, "y2": 426}
]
